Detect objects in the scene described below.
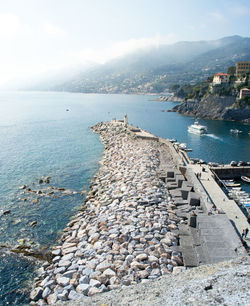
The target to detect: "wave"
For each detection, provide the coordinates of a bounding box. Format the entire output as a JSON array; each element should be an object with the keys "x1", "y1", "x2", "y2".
[{"x1": 205, "y1": 133, "x2": 223, "y2": 141}]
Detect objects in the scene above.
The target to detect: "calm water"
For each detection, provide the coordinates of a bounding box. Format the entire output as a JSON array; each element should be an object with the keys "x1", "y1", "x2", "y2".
[{"x1": 0, "y1": 91, "x2": 249, "y2": 304}]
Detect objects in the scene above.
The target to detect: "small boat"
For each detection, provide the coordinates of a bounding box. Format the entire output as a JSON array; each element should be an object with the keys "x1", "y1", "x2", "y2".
[
  {"x1": 241, "y1": 176, "x2": 250, "y2": 183},
  {"x1": 230, "y1": 129, "x2": 242, "y2": 134},
  {"x1": 179, "y1": 143, "x2": 187, "y2": 150},
  {"x1": 168, "y1": 139, "x2": 177, "y2": 143},
  {"x1": 222, "y1": 179, "x2": 234, "y2": 183},
  {"x1": 188, "y1": 120, "x2": 207, "y2": 135},
  {"x1": 225, "y1": 182, "x2": 241, "y2": 187},
  {"x1": 231, "y1": 187, "x2": 242, "y2": 191}
]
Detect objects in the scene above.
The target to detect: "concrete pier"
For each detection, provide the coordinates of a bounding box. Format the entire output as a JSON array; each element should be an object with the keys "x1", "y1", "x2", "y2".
[
  {"x1": 211, "y1": 165, "x2": 250, "y2": 179},
  {"x1": 190, "y1": 163, "x2": 249, "y2": 246}
]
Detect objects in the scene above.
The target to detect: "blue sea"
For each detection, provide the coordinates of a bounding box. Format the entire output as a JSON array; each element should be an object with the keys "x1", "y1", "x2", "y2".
[{"x1": 0, "y1": 91, "x2": 249, "y2": 305}]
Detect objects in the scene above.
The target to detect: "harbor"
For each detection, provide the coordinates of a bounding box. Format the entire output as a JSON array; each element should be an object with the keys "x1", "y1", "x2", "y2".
[
  {"x1": 30, "y1": 118, "x2": 249, "y2": 304},
  {"x1": 168, "y1": 136, "x2": 250, "y2": 250},
  {"x1": 1, "y1": 92, "x2": 249, "y2": 305}
]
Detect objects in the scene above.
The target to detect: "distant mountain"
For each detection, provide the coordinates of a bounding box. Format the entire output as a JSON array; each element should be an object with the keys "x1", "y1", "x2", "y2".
[{"x1": 32, "y1": 35, "x2": 250, "y2": 94}]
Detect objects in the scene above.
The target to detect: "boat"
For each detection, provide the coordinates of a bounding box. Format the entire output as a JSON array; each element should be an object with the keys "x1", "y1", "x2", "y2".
[
  {"x1": 230, "y1": 129, "x2": 242, "y2": 134},
  {"x1": 168, "y1": 139, "x2": 177, "y2": 143},
  {"x1": 179, "y1": 143, "x2": 187, "y2": 150},
  {"x1": 188, "y1": 121, "x2": 207, "y2": 135},
  {"x1": 241, "y1": 176, "x2": 250, "y2": 183},
  {"x1": 231, "y1": 187, "x2": 242, "y2": 191},
  {"x1": 225, "y1": 182, "x2": 241, "y2": 187}
]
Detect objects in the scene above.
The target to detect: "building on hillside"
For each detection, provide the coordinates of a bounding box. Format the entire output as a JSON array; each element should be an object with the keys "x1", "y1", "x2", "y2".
[
  {"x1": 239, "y1": 88, "x2": 250, "y2": 99},
  {"x1": 236, "y1": 61, "x2": 250, "y2": 77},
  {"x1": 212, "y1": 73, "x2": 230, "y2": 85}
]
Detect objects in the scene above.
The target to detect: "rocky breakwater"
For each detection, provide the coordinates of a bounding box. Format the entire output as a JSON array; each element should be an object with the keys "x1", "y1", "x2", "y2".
[{"x1": 30, "y1": 121, "x2": 185, "y2": 304}]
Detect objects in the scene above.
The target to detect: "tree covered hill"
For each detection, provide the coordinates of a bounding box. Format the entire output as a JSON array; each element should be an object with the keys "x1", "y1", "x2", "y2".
[{"x1": 28, "y1": 36, "x2": 250, "y2": 94}]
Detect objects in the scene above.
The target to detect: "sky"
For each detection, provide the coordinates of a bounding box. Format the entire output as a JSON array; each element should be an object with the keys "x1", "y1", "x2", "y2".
[{"x1": 0, "y1": 0, "x2": 250, "y2": 87}]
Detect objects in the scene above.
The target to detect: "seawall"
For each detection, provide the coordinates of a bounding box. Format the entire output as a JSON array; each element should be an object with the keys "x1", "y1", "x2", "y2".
[
  {"x1": 30, "y1": 120, "x2": 248, "y2": 305},
  {"x1": 30, "y1": 120, "x2": 186, "y2": 304}
]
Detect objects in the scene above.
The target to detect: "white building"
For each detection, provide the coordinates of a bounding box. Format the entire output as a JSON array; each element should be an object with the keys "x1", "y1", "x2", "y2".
[
  {"x1": 213, "y1": 73, "x2": 230, "y2": 85},
  {"x1": 240, "y1": 88, "x2": 250, "y2": 99}
]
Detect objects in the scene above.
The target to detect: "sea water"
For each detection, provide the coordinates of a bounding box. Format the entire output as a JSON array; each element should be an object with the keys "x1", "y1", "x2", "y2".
[{"x1": 0, "y1": 91, "x2": 249, "y2": 304}]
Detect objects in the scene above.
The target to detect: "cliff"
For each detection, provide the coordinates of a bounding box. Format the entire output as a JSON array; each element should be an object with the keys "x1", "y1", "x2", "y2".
[{"x1": 171, "y1": 95, "x2": 250, "y2": 123}]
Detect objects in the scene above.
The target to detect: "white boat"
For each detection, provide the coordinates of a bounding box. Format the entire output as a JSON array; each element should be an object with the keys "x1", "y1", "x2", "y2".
[
  {"x1": 179, "y1": 143, "x2": 187, "y2": 150},
  {"x1": 241, "y1": 176, "x2": 250, "y2": 183},
  {"x1": 188, "y1": 121, "x2": 207, "y2": 135},
  {"x1": 225, "y1": 182, "x2": 241, "y2": 187},
  {"x1": 230, "y1": 129, "x2": 242, "y2": 134}
]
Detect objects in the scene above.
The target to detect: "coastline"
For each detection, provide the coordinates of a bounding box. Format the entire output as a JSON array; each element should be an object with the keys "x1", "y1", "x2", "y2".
[{"x1": 30, "y1": 120, "x2": 186, "y2": 304}]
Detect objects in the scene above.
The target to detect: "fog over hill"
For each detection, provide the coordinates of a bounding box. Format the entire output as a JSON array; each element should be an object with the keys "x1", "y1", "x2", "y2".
[{"x1": 27, "y1": 35, "x2": 250, "y2": 94}]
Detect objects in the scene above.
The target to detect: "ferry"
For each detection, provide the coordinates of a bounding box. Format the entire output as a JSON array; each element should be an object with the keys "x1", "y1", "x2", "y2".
[{"x1": 188, "y1": 121, "x2": 207, "y2": 135}]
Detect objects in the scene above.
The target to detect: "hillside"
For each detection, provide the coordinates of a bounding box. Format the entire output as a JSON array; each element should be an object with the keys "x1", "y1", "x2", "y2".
[{"x1": 33, "y1": 35, "x2": 250, "y2": 94}]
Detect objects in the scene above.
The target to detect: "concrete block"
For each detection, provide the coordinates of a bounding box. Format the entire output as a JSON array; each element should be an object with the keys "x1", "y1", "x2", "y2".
[
  {"x1": 167, "y1": 170, "x2": 175, "y2": 178},
  {"x1": 181, "y1": 187, "x2": 190, "y2": 200},
  {"x1": 181, "y1": 246, "x2": 198, "y2": 267},
  {"x1": 170, "y1": 189, "x2": 182, "y2": 197},
  {"x1": 176, "y1": 174, "x2": 185, "y2": 188},
  {"x1": 174, "y1": 170, "x2": 182, "y2": 176},
  {"x1": 189, "y1": 215, "x2": 197, "y2": 227},
  {"x1": 182, "y1": 181, "x2": 194, "y2": 189},
  {"x1": 188, "y1": 192, "x2": 200, "y2": 206},
  {"x1": 166, "y1": 182, "x2": 178, "y2": 190},
  {"x1": 178, "y1": 224, "x2": 191, "y2": 236},
  {"x1": 180, "y1": 235, "x2": 193, "y2": 247},
  {"x1": 165, "y1": 177, "x2": 176, "y2": 183}
]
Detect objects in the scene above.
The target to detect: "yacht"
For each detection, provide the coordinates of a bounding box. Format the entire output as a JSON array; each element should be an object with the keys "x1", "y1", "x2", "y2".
[{"x1": 188, "y1": 121, "x2": 207, "y2": 135}]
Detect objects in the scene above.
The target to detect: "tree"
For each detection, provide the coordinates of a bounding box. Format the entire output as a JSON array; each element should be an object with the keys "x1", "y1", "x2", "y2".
[
  {"x1": 171, "y1": 84, "x2": 180, "y2": 92},
  {"x1": 227, "y1": 66, "x2": 236, "y2": 76}
]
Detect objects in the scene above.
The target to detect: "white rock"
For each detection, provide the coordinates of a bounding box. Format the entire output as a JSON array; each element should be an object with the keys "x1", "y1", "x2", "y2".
[
  {"x1": 61, "y1": 253, "x2": 74, "y2": 261},
  {"x1": 76, "y1": 283, "x2": 90, "y2": 295},
  {"x1": 96, "y1": 261, "x2": 111, "y2": 272},
  {"x1": 56, "y1": 276, "x2": 70, "y2": 287},
  {"x1": 79, "y1": 275, "x2": 89, "y2": 284},
  {"x1": 136, "y1": 253, "x2": 148, "y2": 261},
  {"x1": 58, "y1": 260, "x2": 71, "y2": 268},
  {"x1": 57, "y1": 290, "x2": 68, "y2": 301},
  {"x1": 52, "y1": 249, "x2": 61, "y2": 256},
  {"x1": 89, "y1": 279, "x2": 101, "y2": 287},
  {"x1": 30, "y1": 287, "x2": 43, "y2": 301},
  {"x1": 46, "y1": 293, "x2": 58, "y2": 304},
  {"x1": 42, "y1": 287, "x2": 51, "y2": 299},
  {"x1": 102, "y1": 268, "x2": 116, "y2": 277},
  {"x1": 148, "y1": 255, "x2": 159, "y2": 263},
  {"x1": 63, "y1": 270, "x2": 77, "y2": 278},
  {"x1": 172, "y1": 266, "x2": 186, "y2": 275},
  {"x1": 68, "y1": 290, "x2": 82, "y2": 300}
]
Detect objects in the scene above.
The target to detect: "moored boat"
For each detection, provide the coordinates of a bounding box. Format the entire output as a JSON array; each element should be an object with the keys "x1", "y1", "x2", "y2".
[
  {"x1": 225, "y1": 182, "x2": 241, "y2": 187},
  {"x1": 230, "y1": 129, "x2": 242, "y2": 134},
  {"x1": 241, "y1": 176, "x2": 250, "y2": 183}
]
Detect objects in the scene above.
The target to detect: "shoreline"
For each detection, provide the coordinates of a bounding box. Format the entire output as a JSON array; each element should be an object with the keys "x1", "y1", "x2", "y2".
[{"x1": 30, "y1": 120, "x2": 186, "y2": 304}]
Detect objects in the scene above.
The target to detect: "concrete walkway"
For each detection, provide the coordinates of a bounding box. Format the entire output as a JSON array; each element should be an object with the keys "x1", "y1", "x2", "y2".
[{"x1": 189, "y1": 163, "x2": 249, "y2": 248}]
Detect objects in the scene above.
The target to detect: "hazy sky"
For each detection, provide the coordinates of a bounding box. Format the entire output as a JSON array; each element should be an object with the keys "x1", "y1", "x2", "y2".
[{"x1": 0, "y1": 0, "x2": 250, "y2": 86}]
